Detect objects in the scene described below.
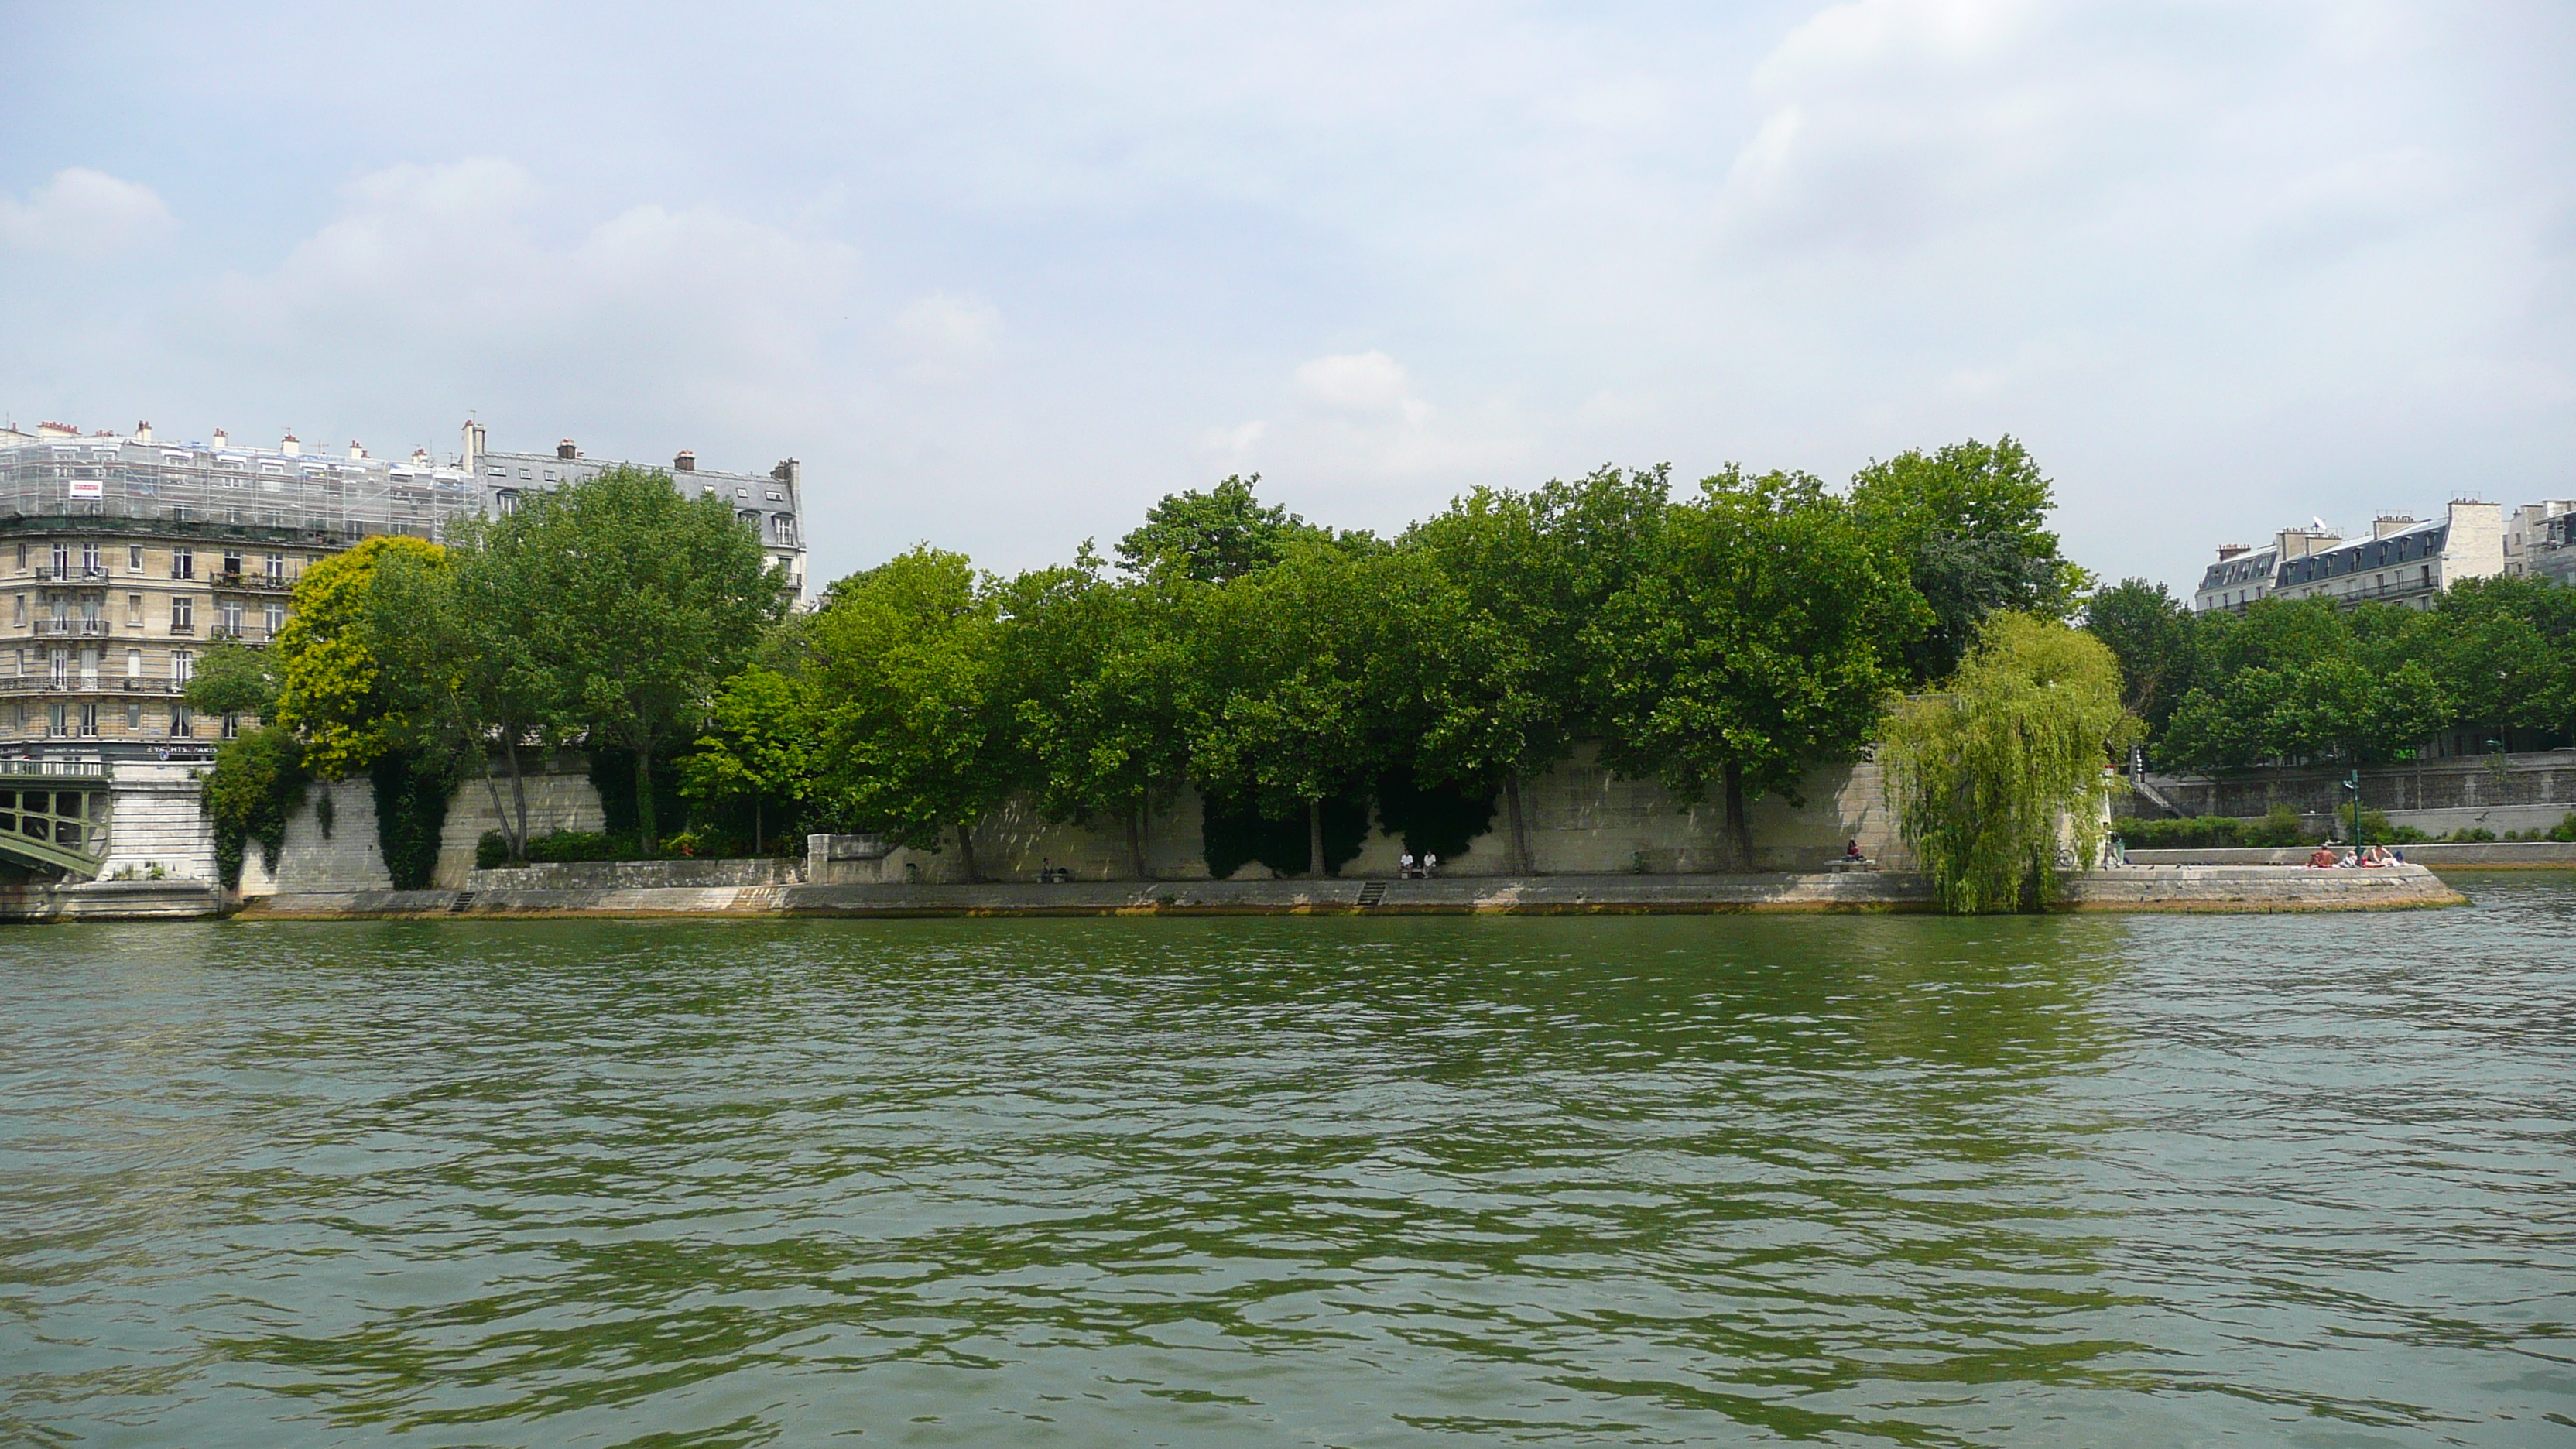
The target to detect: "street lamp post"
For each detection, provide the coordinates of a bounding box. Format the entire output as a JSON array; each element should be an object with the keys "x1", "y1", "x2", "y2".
[{"x1": 2344, "y1": 769, "x2": 2364, "y2": 862}]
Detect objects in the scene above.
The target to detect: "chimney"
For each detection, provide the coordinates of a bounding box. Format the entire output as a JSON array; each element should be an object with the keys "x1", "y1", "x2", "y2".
[
  {"x1": 557, "y1": 439, "x2": 577, "y2": 461},
  {"x1": 280, "y1": 431, "x2": 301, "y2": 457},
  {"x1": 348, "y1": 440, "x2": 366, "y2": 460},
  {"x1": 2372, "y1": 514, "x2": 2417, "y2": 540},
  {"x1": 211, "y1": 427, "x2": 229, "y2": 448},
  {"x1": 770, "y1": 457, "x2": 800, "y2": 490},
  {"x1": 135, "y1": 420, "x2": 152, "y2": 444},
  {"x1": 2215, "y1": 543, "x2": 2250, "y2": 561},
  {"x1": 461, "y1": 419, "x2": 486, "y2": 474},
  {"x1": 673, "y1": 450, "x2": 696, "y2": 472},
  {"x1": 36, "y1": 421, "x2": 77, "y2": 439}
]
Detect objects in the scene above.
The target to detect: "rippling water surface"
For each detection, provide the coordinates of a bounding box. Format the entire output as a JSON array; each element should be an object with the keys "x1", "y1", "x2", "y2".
[{"x1": 5, "y1": 879, "x2": 2574, "y2": 1447}]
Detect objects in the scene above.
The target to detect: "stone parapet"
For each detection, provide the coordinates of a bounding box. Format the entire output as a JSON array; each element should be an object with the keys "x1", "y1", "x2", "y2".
[
  {"x1": 2130, "y1": 842, "x2": 2576, "y2": 868},
  {"x1": 237, "y1": 865, "x2": 2464, "y2": 920},
  {"x1": 465, "y1": 858, "x2": 801, "y2": 890},
  {"x1": 0, "y1": 879, "x2": 224, "y2": 920}
]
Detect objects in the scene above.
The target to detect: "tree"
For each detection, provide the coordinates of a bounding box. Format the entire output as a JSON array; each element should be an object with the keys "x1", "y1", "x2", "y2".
[
  {"x1": 1115, "y1": 474, "x2": 1333, "y2": 584},
  {"x1": 1187, "y1": 540, "x2": 1452, "y2": 876},
  {"x1": 2160, "y1": 657, "x2": 2453, "y2": 772},
  {"x1": 1849, "y1": 437, "x2": 2084, "y2": 683},
  {"x1": 679, "y1": 666, "x2": 815, "y2": 855},
  {"x1": 2420, "y1": 575, "x2": 2576, "y2": 739},
  {"x1": 510, "y1": 467, "x2": 785, "y2": 855},
  {"x1": 2081, "y1": 578, "x2": 2199, "y2": 738},
  {"x1": 183, "y1": 637, "x2": 280, "y2": 721},
  {"x1": 269, "y1": 535, "x2": 449, "y2": 779},
  {"x1": 1406, "y1": 464, "x2": 1670, "y2": 871},
  {"x1": 1589, "y1": 468, "x2": 1925, "y2": 869},
  {"x1": 994, "y1": 554, "x2": 1197, "y2": 879},
  {"x1": 1880, "y1": 614, "x2": 2142, "y2": 913},
  {"x1": 805, "y1": 546, "x2": 1016, "y2": 877}
]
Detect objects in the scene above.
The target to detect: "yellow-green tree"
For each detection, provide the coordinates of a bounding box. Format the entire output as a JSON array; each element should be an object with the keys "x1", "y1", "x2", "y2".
[
  {"x1": 1880, "y1": 613, "x2": 2142, "y2": 913},
  {"x1": 269, "y1": 535, "x2": 449, "y2": 779}
]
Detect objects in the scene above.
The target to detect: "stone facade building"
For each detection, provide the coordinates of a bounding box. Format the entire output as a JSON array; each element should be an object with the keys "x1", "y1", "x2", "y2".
[{"x1": 0, "y1": 414, "x2": 809, "y2": 879}]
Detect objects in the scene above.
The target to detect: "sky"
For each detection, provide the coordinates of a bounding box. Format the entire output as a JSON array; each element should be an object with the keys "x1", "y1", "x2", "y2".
[{"x1": 2, "y1": 0, "x2": 2570, "y2": 595}]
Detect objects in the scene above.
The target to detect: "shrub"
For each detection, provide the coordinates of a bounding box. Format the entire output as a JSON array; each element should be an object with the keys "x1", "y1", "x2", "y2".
[
  {"x1": 2448, "y1": 827, "x2": 2496, "y2": 843},
  {"x1": 2241, "y1": 804, "x2": 2311, "y2": 848},
  {"x1": 2552, "y1": 812, "x2": 2576, "y2": 844},
  {"x1": 2114, "y1": 815, "x2": 2244, "y2": 850}
]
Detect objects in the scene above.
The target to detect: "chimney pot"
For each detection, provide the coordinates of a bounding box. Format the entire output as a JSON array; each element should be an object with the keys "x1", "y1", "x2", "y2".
[
  {"x1": 135, "y1": 420, "x2": 152, "y2": 444},
  {"x1": 674, "y1": 450, "x2": 696, "y2": 471},
  {"x1": 557, "y1": 439, "x2": 577, "y2": 461},
  {"x1": 2215, "y1": 543, "x2": 2249, "y2": 560}
]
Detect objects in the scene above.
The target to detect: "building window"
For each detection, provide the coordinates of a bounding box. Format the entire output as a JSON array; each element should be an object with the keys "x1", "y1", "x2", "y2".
[
  {"x1": 221, "y1": 711, "x2": 240, "y2": 739},
  {"x1": 49, "y1": 649, "x2": 67, "y2": 688},
  {"x1": 221, "y1": 550, "x2": 243, "y2": 578},
  {"x1": 125, "y1": 704, "x2": 141, "y2": 730},
  {"x1": 79, "y1": 704, "x2": 98, "y2": 738},
  {"x1": 50, "y1": 543, "x2": 69, "y2": 576},
  {"x1": 81, "y1": 542, "x2": 100, "y2": 574},
  {"x1": 773, "y1": 514, "x2": 797, "y2": 545},
  {"x1": 218, "y1": 601, "x2": 244, "y2": 637},
  {"x1": 171, "y1": 546, "x2": 194, "y2": 580},
  {"x1": 125, "y1": 649, "x2": 140, "y2": 679},
  {"x1": 126, "y1": 594, "x2": 142, "y2": 624},
  {"x1": 172, "y1": 596, "x2": 194, "y2": 632},
  {"x1": 128, "y1": 544, "x2": 143, "y2": 572},
  {"x1": 10, "y1": 595, "x2": 21, "y2": 626},
  {"x1": 264, "y1": 553, "x2": 285, "y2": 581},
  {"x1": 169, "y1": 704, "x2": 191, "y2": 738},
  {"x1": 13, "y1": 544, "x2": 24, "y2": 571},
  {"x1": 49, "y1": 704, "x2": 67, "y2": 737},
  {"x1": 173, "y1": 649, "x2": 194, "y2": 684},
  {"x1": 263, "y1": 602, "x2": 285, "y2": 635}
]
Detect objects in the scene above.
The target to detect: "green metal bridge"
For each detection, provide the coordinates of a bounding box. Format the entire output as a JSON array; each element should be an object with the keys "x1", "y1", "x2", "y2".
[{"x1": 0, "y1": 759, "x2": 111, "y2": 878}]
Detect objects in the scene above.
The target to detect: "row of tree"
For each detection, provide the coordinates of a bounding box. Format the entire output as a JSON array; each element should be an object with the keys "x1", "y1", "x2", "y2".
[
  {"x1": 197, "y1": 438, "x2": 2086, "y2": 884},
  {"x1": 2082, "y1": 574, "x2": 2576, "y2": 771},
  {"x1": 691, "y1": 439, "x2": 2081, "y2": 876}
]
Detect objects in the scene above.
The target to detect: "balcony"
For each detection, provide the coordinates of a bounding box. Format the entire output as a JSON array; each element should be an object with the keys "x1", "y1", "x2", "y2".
[
  {"x1": 168, "y1": 622, "x2": 196, "y2": 636},
  {"x1": 207, "y1": 627, "x2": 272, "y2": 646},
  {"x1": 210, "y1": 571, "x2": 294, "y2": 594},
  {"x1": 32, "y1": 619, "x2": 111, "y2": 638},
  {"x1": 0, "y1": 677, "x2": 187, "y2": 696},
  {"x1": 31, "y1": 567, "x2": 112, "y2": 584}
]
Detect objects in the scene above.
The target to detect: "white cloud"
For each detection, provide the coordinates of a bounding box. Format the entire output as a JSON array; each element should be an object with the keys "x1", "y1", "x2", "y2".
[
  {"x1": 0, "y1": 168, "x2": 173, "y2": 255},
  {"x1": 889, "y1": 292, "x2": 1002, "y2": 381},
  {"x1": 1293, "y1": 350, "x2": 1430, "y2": 423},
  {"x1": 204, "y1": 158, "x2": 860, "y2": 437}
]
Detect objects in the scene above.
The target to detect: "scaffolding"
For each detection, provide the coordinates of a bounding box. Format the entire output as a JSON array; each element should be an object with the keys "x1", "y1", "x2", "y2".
[{"x1": 0, "y1": 436, "x2": 489, "y2": 546}]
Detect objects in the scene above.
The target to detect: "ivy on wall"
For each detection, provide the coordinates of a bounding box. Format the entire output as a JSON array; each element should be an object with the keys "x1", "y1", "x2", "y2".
[
  {"x1": 370, "y1": 752, "x2": 455, "y2": 891},
  {"x1": 200, "y1": 728, "x2": 307, "y2": 889}
]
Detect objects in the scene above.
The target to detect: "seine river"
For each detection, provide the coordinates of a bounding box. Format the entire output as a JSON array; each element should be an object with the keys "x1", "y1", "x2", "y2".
[{"x1": 5, "y1": 879, "x2": 2573, "y2": 1447}]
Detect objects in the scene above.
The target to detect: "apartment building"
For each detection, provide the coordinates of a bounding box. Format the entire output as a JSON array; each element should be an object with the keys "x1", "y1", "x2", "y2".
[{"x1": 0, "y1": 417, "x2": 810, "y2": 752}]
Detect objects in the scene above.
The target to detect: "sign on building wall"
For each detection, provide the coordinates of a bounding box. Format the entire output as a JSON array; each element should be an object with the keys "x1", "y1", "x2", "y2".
[{"x1": 67, "y1": 479, "x2": 103, "y2": 499}]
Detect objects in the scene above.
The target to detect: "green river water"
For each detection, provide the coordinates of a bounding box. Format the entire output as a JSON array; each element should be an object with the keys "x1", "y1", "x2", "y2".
[{"x1": 5, "y1": 877, "x2": 2574, "y2": 1447}]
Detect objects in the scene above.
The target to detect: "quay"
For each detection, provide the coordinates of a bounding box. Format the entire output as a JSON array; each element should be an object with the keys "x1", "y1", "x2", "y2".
[{"x1": 205, "y1": 865, "x2": 2465, "y2": 921}]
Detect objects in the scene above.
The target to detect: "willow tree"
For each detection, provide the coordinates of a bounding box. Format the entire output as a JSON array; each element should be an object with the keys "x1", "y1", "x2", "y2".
[{"x1": 1881, "y1": 613, "x2": 2142, "y2": 913}]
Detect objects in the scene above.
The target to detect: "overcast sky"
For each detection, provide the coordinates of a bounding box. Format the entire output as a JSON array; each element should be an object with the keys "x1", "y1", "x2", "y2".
[{"x1": 3, "y1": 1, "x2": 2569, "y2": 594}]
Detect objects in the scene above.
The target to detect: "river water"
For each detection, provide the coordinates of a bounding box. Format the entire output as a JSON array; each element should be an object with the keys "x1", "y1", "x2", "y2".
[{"x1": 5, "y1": 879, "x2": 2573, "y2": 1447}]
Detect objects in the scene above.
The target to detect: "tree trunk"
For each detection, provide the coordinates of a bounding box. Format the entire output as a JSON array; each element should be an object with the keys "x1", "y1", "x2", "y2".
[
  {"x1": 633, "y1": 732, "x2": 658, "y2": 856},
  {"x1": 1308, "y1": 797, "x2": 1327, "y2": 878},
  {"x1": 753, "y1": 795, "x2": 763, "y2": 857},
  {"x1": 1506, "y1": 772, "x2": 1533, "y2": 875},
  {"x1": 502, "y1": 728, "x2": 530, "y2": 862},
  {"x1": 1125, "y1": 803, "x2": 1148, "y2": 881},
  {"x1": 1722, "y1": 759, "x2": 1752, "y2": 872},
  {"x1": 956, "y1": 820, "x2": 981, "y2": 882}
]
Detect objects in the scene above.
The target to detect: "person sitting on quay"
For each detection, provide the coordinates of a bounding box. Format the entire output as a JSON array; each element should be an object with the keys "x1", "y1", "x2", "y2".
[
  {"x1": 2306, "y1": 842, "x2": 2342, "y2": 869},
  {"x1": 1399, "y1": 852, "x2": 1417, "y2": 879}
]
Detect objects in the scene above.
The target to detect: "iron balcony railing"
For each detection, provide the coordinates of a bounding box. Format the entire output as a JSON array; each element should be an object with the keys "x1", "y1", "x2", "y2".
[
  {"x1": 0, "y1": 677, "x2": 190, "y2": 695},
  {"x1": 0, "y1": 756, "x2": 114, "y2": 780},
  {"x1": 209, "y1": 572, "x2": 294, "y2": 594},
  {"x1": 31, "y1": 619, "x2": 111, "y2": 637}
]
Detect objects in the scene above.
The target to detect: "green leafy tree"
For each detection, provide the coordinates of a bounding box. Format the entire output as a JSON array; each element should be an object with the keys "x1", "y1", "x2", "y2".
[
  {"x1": 679, "y1": 666, "x2": 816, "y2": 855},
  {"x1": 1406, "y1": 464, "x2": 1670, "y2": 870},
  {"x1": 806, "y1": 546, "x2": 1016, "y2": 877},
  {"x1": 2420, "y1": 575, "x2": 2576, "y2": 738},
  {"x1": 183, "y1": 637, "x2": 280, "y2": 721},
  {"x1": 1849, "y1": 437, "x2": 2084, "y2": 683},
  {"x1": 511, "y1": 467, "x2": 785, "y2": 854},
  {"x1": 1589, "y1": 468, "x2": 1925, "y2": 869},
  {"x1": 2081, "y1": 578, "x2": 2200, "y2": 738},
  {"x1": 1881, "y1": 613, "x2": 2142, "y2": 913},
  {"x1": 269, "y1": 534, "x2": 448, "y2": 778},
  {"x1": 994, "y1": 553, "x2": 1197, "y2": 879},
  {"x1": 1115, "y1": 474, "x2": 1333, "y2": 584},
  {"x1": 1187, "y1": 541, "x2": 1454, "y2": 876}
]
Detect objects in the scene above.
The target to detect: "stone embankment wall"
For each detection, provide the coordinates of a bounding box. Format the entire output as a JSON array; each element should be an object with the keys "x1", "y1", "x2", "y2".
[
  {"x1": 817, "y1": 748, "x2": 1907, "y2": 885},
  {"x1": 141, "y1": 746, "x2": 1901, "y2": 896},
  {"x1": 239, "y1": 863, "x2": 2465, "y2": 920},
  {"x1": 465, "y1": 858, "x2": 799, "y2": 891},
  {"x1": 2142, "y1": 750, "x2": 2576, "y2": 838},
  {"x1": 2130, "y1": 841, "x2": 2576, "y2": 868}
]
